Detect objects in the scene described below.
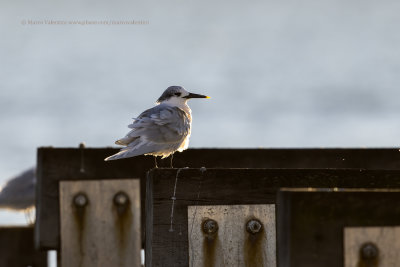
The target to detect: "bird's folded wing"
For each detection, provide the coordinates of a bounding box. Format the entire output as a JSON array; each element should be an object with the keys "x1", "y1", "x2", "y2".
[{"x1": 119, "y1": 105, "x2": 190, "y2": 145}]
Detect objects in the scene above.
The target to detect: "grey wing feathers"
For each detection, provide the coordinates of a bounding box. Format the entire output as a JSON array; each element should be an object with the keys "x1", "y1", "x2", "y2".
[
  {"x1": 125, "y1": 105, "x2": 189, "y2": 143},
  {"x1": 115, "y1": 136, "x2": 139, "y2": 146},
  {"x1": 104, "y1": 105, "x2": 190, "y2": 161},
  {"x1": 104, "y1": 140, "x2": 161, "y2": 160}
]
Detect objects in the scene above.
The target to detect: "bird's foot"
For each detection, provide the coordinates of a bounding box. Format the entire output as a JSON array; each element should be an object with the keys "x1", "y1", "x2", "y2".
[
  {"x1": 170, "y1": 154, "x2": 174, "y2": 168},
  {"x1": 154, "y1": 156, "x2": 158, "y2": 168}
]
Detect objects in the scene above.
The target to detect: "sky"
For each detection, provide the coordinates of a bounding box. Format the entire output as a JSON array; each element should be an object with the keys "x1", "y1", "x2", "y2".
[{"x1": 1, "y1": 0, "x2": 400, "y2": 224}]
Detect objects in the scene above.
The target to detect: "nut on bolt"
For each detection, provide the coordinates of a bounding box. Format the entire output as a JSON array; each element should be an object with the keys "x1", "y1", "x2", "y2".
[
  {"x1": 113, "y1": 191, "x2": 130, "y2": 215},
  {"x1": 246, "y1": 219, "x2": 263, "y2": 234},
  {"x1": 360, "y1": 242, "x2": 379, "y2": 260},
  {"x1": 114, "y1": 191, "x2": 129, "y2": 206},
  {"x1": 73, "y1": 193, "x2": 88, "y2": 207},
  {"x1": 202, "y1": 219, "x2": 218, "y2": 235}
]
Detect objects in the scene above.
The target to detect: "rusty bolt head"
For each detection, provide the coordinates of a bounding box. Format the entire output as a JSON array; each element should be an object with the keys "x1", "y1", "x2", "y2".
[
  {"x1": 246, "y1": 219, "x2": 263, "y2": 234},
  {"x1": 202, "y1": 219, "x2": 218, "y2": 235},
  {"x1": 360, "y1": 242, "x2": 379, "y2": 260},
  {"x1": 73, "y1": 193, "x2": 88, "y2": 207},
  {"x1": 113, "y1": 191, "x2": 129, "y2": 206}
]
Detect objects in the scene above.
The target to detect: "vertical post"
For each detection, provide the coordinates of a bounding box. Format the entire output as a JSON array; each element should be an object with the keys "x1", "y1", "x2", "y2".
[
  {"x1": 60, "y1": 179, "x2": 141, "y2": 267},
  {"x1": 0, "y1": 226, "x2": 47, "y2": 267}
]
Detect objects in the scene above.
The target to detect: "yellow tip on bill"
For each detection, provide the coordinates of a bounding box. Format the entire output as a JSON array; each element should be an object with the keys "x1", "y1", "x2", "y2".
[{"x1": 205, "y1": 96, "x2": 211, "y2": 99}]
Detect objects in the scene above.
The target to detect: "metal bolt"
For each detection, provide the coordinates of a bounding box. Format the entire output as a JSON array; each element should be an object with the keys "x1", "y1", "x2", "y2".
[
  {"x1": 114, "y1": 191, "x2": 129, "y2": 206},
  {"x1": 246, "y1": 219, "x2": 263, "y2": 234},
  {"x1": 360, "y1": 242, "x2": 379, "y2": 260},
  {"x1": 73, "y1": 193, "x2": 88, "y2": 207},
  {"x1": 202, "y1": 219, "x2": 218, "y2": 235}
]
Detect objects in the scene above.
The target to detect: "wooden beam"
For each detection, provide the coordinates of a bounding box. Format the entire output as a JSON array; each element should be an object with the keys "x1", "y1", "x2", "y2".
[
  {"x1": 35, "y1": 147, "x2": 400, "y2": 250},
  {"x1": 277, "y1": 188, "x2": 400, "y2": 267},
  {"x1": 60, "y1": 179, "x2": 141, "y2": 267},
  {"x1": 145, "y1": 168, "x2": 400, "y2": 267}
]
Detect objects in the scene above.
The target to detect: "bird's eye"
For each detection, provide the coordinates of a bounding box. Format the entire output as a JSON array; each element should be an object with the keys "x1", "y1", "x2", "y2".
[{"x1": 175, "y1": 92, "x2": 181, "y2": 97}]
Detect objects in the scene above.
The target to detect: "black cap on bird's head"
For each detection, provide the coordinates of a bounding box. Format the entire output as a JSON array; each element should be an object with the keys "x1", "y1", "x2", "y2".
[{"x1": 156, "y1": 86, "x2": 210, "y2": 103}]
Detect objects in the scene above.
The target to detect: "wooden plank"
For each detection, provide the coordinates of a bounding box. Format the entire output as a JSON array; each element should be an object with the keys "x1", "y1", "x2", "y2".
[
  {"x1": 0, "y1": 226, "x2": 47, "y2": 267},
  {"x1": 344, "y1": 226, "x2": 400, "y2": 267},
  {"x1": 36, "y1": 147, "x2": 152, "y2": 250},
  {"x1": 146, "y1": 169, "x2": 400, "y2": 267},
  {"x1": 277, "y1": 188, "x2": 400, "y2": 267},
  {"x1": 36, "y1": 147, "x2": 400, "y2": 249},
  {"x1": 188, "y1": 204, "x2": 276, "y2": 267},
  {"x1": 60, "y1": 179, "x2": 141, "y2": 267}
]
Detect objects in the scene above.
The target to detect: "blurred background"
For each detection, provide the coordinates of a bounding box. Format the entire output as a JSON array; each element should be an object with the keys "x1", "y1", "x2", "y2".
[{"x1": 1, "y1": 0, "x2": 400, "y2": 225}]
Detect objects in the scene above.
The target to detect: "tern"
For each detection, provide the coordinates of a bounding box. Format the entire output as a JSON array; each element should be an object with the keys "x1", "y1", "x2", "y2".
[{"x1": 104, "y1": 86, "x2": 209, "y2": 167}]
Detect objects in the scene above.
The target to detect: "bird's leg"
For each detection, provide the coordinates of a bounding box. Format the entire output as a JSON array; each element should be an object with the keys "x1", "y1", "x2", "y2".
[
  {"x1": 170, "y1": 154, "x2": 174, "y2": 168},
  {"x1": 154, "y1": 156, "x2": 158, "y2": 168},
  {"x1": 25, "y1": 208, "x2": 35, "y2": 225}
]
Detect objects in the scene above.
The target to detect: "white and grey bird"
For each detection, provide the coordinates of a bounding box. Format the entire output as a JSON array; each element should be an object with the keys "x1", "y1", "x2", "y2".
[
  {"x1": 0, "y1": 167, "x2": 36, "y2": 211},
  {"x1": 0, "y1": 167, "x2": 36, "y2": 223},
  {"x1": 104, "y1": 86, "x2": 209, "y2": 166}
]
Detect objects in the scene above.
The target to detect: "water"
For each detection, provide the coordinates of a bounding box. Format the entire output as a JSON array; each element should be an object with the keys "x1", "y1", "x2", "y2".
[{"x1": 1, "y1": 0, "x2": 400, "y2": 224}]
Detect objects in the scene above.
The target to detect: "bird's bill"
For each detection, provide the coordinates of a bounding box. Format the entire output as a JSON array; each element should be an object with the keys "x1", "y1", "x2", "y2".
[{"x1": 183, "y1": 92, "x2": 210, "y2": 99}]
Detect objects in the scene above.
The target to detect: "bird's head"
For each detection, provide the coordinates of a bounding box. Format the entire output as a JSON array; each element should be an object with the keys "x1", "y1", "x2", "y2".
[{"x1": 156, "y1": 86, "x2": 210, "y2": 105}]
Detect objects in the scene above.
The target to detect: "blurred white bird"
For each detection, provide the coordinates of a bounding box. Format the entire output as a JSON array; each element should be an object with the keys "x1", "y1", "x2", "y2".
[
  {"x1": 105, "y1": 86, "x2": 209, "y2": 167},
  {"x1": 0, "y1": 167, "x2": 36, "y2": 223}
]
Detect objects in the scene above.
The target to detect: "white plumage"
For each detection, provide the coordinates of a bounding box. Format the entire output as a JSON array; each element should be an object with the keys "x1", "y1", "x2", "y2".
[{"x1": 105, "y1": 86, "x2": 209, "y2": 161}]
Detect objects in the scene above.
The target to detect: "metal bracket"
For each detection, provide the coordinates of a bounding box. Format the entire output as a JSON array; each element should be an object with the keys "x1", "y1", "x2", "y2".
[
  {"x1": 344, "y1": 226, "x2": 400, "y2": 267},
  {"x1": 60, "y1": 179, "x2": 141, "y2": 267},
  {"x1": 188, "y1": 204, "x2": 276, "y2": 267}
]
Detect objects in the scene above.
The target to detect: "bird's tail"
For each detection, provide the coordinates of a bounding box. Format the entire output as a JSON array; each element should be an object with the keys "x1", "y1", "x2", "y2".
[
  {"x1": 115, "y1": 135, "x2": 139, "y2": 146},
  {"x1": 104, "y1": 149, "x2": 139, "y2": 161},
  {"x1": 104, "y1": 137, "x2": 158, "y2": 161}
]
